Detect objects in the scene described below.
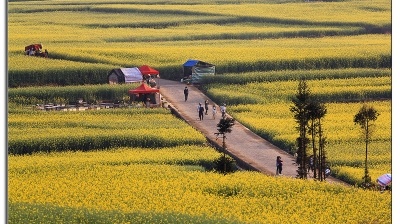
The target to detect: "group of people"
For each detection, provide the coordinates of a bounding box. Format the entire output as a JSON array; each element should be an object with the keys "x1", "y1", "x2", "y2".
[
  {"x1": 184, "y1": 86, "x2": 226, "y2": 121},
  {"x1": 276, "y1": 155, "x2": 331, "y2": 177},
  {"x1": 146, "y1": 77, "x2": 157, "y2": 88},
  {"x1": 197, "y1": 100, "x2": 222, "y2": 120}
]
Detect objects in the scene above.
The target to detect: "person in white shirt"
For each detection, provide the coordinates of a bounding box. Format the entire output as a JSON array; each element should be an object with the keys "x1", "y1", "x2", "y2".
[{"x1": 220, "y1": 104, "x2": 226, "y2": 118}]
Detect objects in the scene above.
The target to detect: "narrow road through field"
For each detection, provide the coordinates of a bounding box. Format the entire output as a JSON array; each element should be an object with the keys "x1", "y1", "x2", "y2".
[{"x1": 158, "y1": 79, "x2": 348, "y2": 185}]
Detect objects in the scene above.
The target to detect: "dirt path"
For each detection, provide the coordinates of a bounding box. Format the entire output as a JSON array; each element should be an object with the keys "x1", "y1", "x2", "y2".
[{"x1": 158, "y1": 79, "x2": 349, "y2": 186}]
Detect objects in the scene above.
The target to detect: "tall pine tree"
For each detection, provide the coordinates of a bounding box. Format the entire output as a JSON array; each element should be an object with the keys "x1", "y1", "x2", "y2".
[
  {"x1": 306, "y1": 101, "x2": 327, "y2": 180},
  {"x1": 290, "y1": 79, "x2": 311, "y2": 179}
]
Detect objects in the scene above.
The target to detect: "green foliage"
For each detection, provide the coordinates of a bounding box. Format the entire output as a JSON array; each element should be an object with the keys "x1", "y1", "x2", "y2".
[
  {"x1": 8, "y1": 83, "x2": 140, "y2": 105},
  {"x1": 213, "y1": 154, "x2": 238, "y2": 174},
  {"x1": 8, "y1": 109, "x2": 207, "y2": 155},
  {"x1": 201, "y1": 68, "x2": 391, "y2": 85},
  {"x1": 9, "y1": 202, "x2": 237, "y2": 224},
  {"x1": 354, "y1": 104, "x2": 380, "y2": 130},
  {"x1": 217, "y1": 117, "x2": 235, "y2": 134},
  {"x1": 353, "y1": 104, "x2": 380, "y2": 187},
  {"x1": 204, "y1": 74, "x2": 391, "y2": 105},
  {"x1": 8, "y1": 62, "x2": 113, "y2": 88},
  {"x1": 290, "y1": 79, "x2": 311, "y2": 178}
]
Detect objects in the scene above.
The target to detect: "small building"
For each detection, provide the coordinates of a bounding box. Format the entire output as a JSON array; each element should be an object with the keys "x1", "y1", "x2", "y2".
[
  {"x1": 108, "y1": 66, "x2": 160, "y2": 85},
  {"x1": 108, "y1": 67, "x2": 144, "y2": 84},
  {"x1": 182, "y1": 59, "x2": 215, "y2": 83}
]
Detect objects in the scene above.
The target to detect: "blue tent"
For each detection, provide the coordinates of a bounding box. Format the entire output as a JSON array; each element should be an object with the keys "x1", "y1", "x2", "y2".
[
  {"x1": 182, "y1": 59, "x2": 215, "y2": 83},
  {"x1": 183, "y1": 59, "x2": 200, "y2": 67}
]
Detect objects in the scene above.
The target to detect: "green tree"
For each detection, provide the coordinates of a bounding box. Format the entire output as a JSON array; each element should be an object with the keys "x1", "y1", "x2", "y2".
[
  {"x1": 290, "y1": 79, "x2": 311, "y2": 179},
  {"x1": 215, "y1": 117, "x2": 235, "y2": 174},
  {"x1": 306, "y1": 101, "x2": 327, "y2": 180},
  {"x1": 354, "y1": 104, "x2": 380, "y2": 188},
  {"x1": 317, "y1": 119, "x2": 328, "y2": 181}
]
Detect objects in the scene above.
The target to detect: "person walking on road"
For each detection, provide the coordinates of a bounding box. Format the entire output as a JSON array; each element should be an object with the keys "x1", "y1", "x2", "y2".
[
  {"x1": 212, "y1": 105, "x2": 217, "y2": 119},
  {"x1": 276, "y1": 156, "x2": 283, "y2": 175},
  {"x1": 197, "y1": 103, "x2": 204, "y2": 120},
  {"x1": 204, "y1": 100, "x2": 209, "y2": 115},
  {"x1": 184, "y1": 86, "x2": 189, "y2": 102},
  {"x1": 220, "y1": 103, "x2": 226, "y2": 118}
]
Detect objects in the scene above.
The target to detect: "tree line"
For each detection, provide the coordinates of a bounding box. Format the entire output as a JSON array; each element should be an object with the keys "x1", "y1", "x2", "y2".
[{"x1": 291, "y1": 79, "x2": 379, "y2": 187}]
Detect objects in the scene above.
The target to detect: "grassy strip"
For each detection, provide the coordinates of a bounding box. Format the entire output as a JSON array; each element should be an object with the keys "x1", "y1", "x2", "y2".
[
  {"x1": 204, "y1": 75, "x2": 391, "y2": 105},
  {"x1": 201, "y1": 68, "x2": 391, "y2": 85},
  {"x1": 8, "y1": 109, "x2": 207, "y2": 154},
  {"x1": 8, "y1": 83, "x2": 139, "y2": 105},
  {"x1": 9, "y1": 202, "x2": 237, "y2": 224},
  {"x1": 8, "y1": 55, "x2": 391, "y2": 87}
]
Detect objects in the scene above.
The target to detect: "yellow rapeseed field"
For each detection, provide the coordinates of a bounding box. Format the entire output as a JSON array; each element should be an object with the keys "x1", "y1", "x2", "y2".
[
  {"x1": 8, "y1": 109, "x2": 207, "y2": 153},
  {"x1": 7, "y1": 0, "x2": 392, "y2": 222},
  {"x1": 9, "y1": 148, "x2": 391, "y2": 223}
]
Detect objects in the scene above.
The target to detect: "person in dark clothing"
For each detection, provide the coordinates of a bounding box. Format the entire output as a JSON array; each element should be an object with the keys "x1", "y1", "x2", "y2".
[
  {"x1": 197, "y1": 103, "x2": 204, "y2": 120},
  {"x1": 308, "y1": 156, "x2": 314, "y2": 173},
  {"x1": 276, "y1": 156, "x2": 283, "y2": 175},
  {"x1": 184, "y1": 87, "x2": 189, "y2": 102}
]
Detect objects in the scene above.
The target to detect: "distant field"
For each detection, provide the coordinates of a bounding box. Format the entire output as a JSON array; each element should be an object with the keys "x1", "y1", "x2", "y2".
[
  {"x1": 8, "y1": 35, "x2": 391, "y2": 86},
  {"x1": 8, "y1": 0, "x2": 391, "y2": 85}
]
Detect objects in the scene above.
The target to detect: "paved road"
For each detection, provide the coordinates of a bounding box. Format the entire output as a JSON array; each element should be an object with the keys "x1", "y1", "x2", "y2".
[{"x1": 158, "y1": 79, "x2": 348, "y2": 185}]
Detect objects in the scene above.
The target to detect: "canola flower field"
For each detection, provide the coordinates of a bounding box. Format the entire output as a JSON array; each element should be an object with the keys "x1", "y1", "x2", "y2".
[
  {"x1": 8, "y1": 0, "x2": 391, "y2": 86},
  {"x1": 9, "y1": 147, "x2": 391, "y2": 223},
  {"x1": 8, "y1": 109, "x2": 207, "y2": 154},
  {"x1": 204, "y1": 74, "x2": 391, "y2": 186},
  {"x1": 8, "y1": 0, "x2": 391, "y2": 222}
]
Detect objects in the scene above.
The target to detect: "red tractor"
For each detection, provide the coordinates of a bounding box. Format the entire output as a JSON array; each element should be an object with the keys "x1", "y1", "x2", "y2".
[{"x1": 25, "y1": 44, "x2": 48, "y2": 58}]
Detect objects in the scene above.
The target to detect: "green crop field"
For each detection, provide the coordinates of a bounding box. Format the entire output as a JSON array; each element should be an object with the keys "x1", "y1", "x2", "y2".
[{"x1": 7, "y1": 0, "x2": 392, "y2": 222}]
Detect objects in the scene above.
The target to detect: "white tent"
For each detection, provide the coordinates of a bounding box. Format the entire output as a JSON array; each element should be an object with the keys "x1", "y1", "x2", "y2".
[
  {"x1": 120, "y1": 67, "x2": 143, "y2": 83},
  {"x1": 108, "y1": 67, "x2": 143, "y2": 84}
]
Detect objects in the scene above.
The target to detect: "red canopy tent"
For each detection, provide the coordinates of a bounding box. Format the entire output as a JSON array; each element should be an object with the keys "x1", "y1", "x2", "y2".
[
  {"x1": 25, "y1": 44, "x2": 42, "y2": 51},
  {"x1": 128, "y1": 82, "x2": 159, "y2": 94},
  {"x1": 128, "y1": 82, "x2": 160, "y2": 107},
  {"x1": 139, "y1": 65, "x2": 159, "y2": 76}
]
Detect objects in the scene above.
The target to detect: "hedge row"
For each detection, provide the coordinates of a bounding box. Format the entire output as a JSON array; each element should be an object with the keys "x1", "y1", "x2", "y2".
[{"x1": 8, "y1": 55, "x2": 391, "y2": 87}]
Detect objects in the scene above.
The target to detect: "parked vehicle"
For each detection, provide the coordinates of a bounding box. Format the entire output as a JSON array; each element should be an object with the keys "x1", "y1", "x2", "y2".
[{"x1": 25, "y1": 43, "x2": 48, "y2": 57}]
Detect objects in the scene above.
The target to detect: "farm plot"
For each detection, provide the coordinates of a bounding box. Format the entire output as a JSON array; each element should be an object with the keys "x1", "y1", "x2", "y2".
[
  {"x1": 203, "y1": 74, "x2": 391, "y2": 185},
  {"x1": 7, "y1": 0, "x2": 392, "y2": 221},
  {"x1": 8, "y1": 108, "x2": 206, "y2": 154},
  {"x1": 7, "y1": 34, "x2": 391, "y2": 86},
  {"x1": 8, "y1": 83, "x2": 140, "y2": 105},
  {"x1": 8, "y1": 0, "x2": 391, "y2": 86},
  {"x1": 9, "y1": 148, "x2": 391, "y2": 224}
]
